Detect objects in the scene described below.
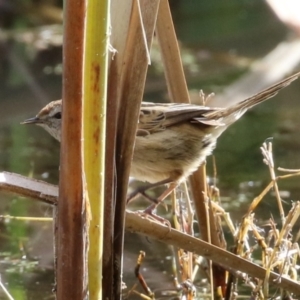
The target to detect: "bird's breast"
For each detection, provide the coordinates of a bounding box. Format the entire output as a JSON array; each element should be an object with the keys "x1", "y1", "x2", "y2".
[{"x1": 130, "y1": 123, "x2": 217, "y2": 183}]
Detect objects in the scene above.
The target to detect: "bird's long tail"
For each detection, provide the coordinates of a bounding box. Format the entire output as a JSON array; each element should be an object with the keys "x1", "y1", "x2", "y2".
[{"x1": 204, "y1": 71, "x2": 300, "y2": 122}]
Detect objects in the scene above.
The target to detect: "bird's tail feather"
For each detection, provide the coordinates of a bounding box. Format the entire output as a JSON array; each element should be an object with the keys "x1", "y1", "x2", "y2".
[{"x1": 204, "y1": 72, "x2": 300, "y2": 122}]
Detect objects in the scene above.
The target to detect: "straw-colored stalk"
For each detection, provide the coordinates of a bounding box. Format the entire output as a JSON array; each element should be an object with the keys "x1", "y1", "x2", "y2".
[
  {"x1": 112, "y1": 1, "x2": 160, "y2": 297},
  {"x1": 83, "y1": 0, "x2": 110, "y2": 298}
]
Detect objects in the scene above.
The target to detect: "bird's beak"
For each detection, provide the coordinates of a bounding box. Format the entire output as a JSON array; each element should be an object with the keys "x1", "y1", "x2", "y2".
[{"x1": 21, "y1": 117, "x2": 41, "y2": 125}]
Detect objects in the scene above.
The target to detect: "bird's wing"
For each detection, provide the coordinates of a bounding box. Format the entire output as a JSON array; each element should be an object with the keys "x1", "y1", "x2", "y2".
[
  {"x1": 137, "y1": 72, "x2": 300, "y2": 135},
  {"x1": 137, "y1": 102, "x2": 221, "y2": 135}
]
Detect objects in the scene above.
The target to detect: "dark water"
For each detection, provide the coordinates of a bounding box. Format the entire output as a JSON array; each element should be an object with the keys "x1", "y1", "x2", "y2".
[{"x1": 0, "y1": 1, "x2": 299, "y2": 299}]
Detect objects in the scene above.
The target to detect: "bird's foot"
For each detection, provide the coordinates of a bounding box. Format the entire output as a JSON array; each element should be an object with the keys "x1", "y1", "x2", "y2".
[{"x1": 135, "y1": 204, "x2": 171, "y2": 227}]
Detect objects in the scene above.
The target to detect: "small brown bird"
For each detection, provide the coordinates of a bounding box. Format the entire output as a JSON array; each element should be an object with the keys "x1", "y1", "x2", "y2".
[{"x1": 22, "y1": 72, "x2": 299, "y2": 208}]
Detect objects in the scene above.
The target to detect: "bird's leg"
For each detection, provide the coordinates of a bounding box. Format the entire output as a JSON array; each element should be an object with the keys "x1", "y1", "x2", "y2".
[
  {"x1": 134, "y1": 182, "x2": 178, "y2": 227},
  {"x1": 127, "y1": 178, "x2": 174, "y2": 204},
  {"x1": 128, "y1": 179, "x2": 178, "y2": 226},
  {"x1": 143, "y1": 182, "x2": 178, "y2": 215}
]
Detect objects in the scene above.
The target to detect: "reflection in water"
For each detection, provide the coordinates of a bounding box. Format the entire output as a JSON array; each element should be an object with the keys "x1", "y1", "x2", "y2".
[{"x1": 0, "y1": 196, "x2": 55, "y2": 299}]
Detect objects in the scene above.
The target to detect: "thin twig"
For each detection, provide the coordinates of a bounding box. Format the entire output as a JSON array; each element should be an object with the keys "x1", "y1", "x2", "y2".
[{"x1": 261, "y1": 142, "x2": 285, "y2": 223}]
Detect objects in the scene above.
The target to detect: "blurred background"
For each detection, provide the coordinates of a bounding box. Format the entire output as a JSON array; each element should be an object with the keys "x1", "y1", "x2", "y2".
[{"x1": 0, "y1": 0, "x2": 299, "y2": 299}]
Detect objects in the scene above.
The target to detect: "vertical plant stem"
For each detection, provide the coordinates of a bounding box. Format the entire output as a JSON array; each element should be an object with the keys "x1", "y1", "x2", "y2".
[
  {"x1": 83, "y1": 0, "x2": 110, "y2": 299},
  {"x1": 156, "y1": 0, "x2": 212, "y2": 244},
  {"x1": 156, "y1": 0, "x2": 190, "y2": 104},
  {"x1": 58, "y1": 0, "x2": 87, "y2": 299},
  {"x1": 113, "y1": 0, "x2": 160, "y2": 297},
  {"x1": 105, "y1": 2, "x2": 134, "y2": 298},
  {"x1": 156, "y1": 2, "x2": 227, "y2": 296}
]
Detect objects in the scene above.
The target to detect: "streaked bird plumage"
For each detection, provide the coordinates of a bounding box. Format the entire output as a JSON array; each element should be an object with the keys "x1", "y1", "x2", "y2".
[{"x1": 22, "y1": 72, "x2": 300, "y2": 185}]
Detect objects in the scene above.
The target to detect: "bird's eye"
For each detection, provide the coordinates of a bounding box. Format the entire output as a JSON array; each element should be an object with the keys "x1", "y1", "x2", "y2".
[{"x1": 53, "y1": 112, "x2": 62, "y2": 119}]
